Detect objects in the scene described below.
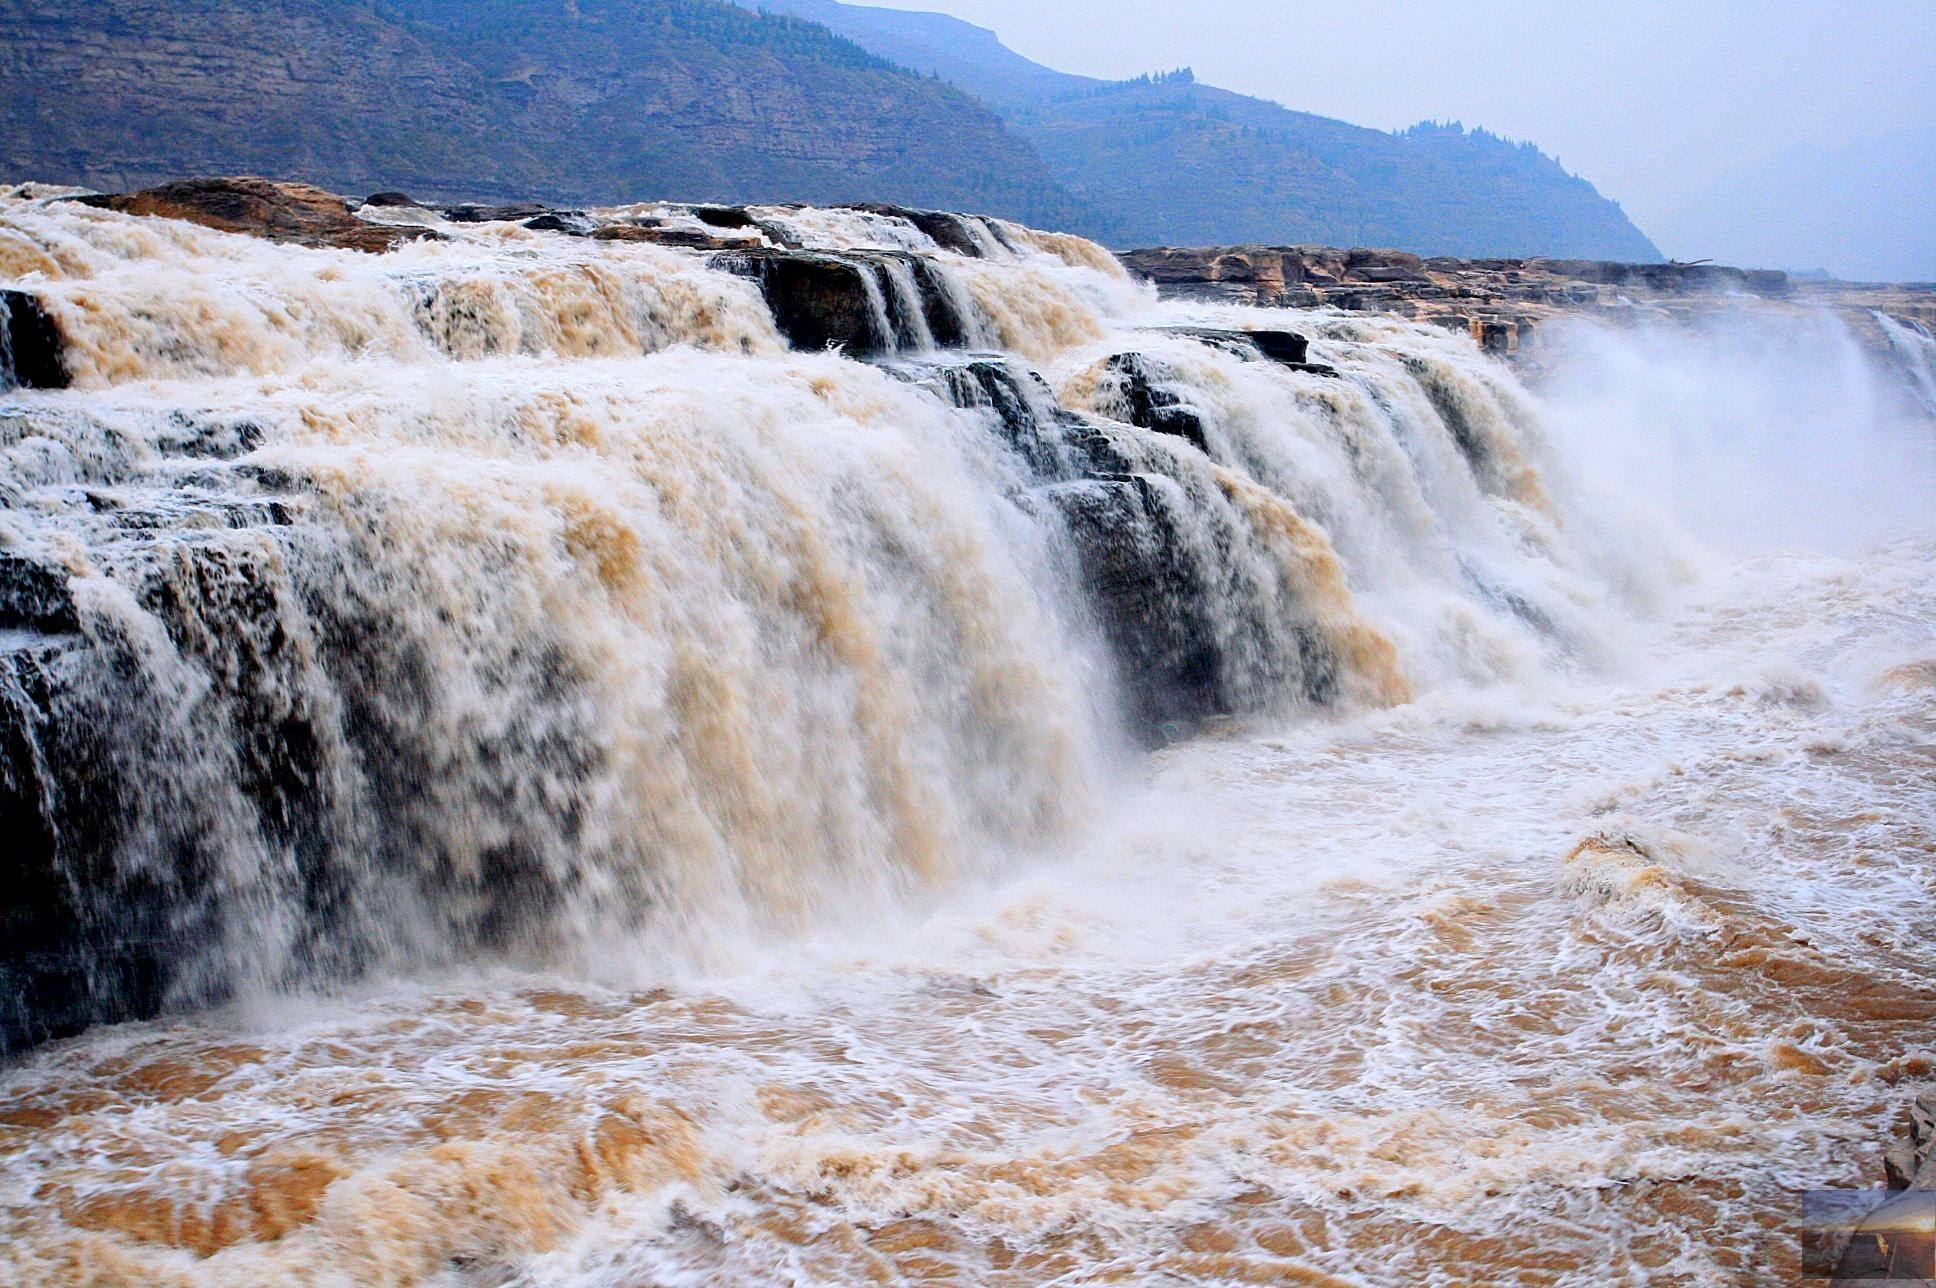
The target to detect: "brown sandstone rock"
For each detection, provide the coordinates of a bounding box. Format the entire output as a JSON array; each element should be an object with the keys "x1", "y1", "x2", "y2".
[
  {"x1": 75, "y1": 177, "x2": 435, "y2": 253},
  {"x1": 1117, "y1": 243, "x2": 1936, "y2": 367}
]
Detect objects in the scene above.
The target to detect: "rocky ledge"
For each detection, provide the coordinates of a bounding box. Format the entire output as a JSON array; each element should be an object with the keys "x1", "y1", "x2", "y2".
[
  {"x1": 1884, "y1": 1088, "x2": 1936, "y2": 1192},
  {"x1": 74, "y1": 177, "x2": 437, "y2": 253},
  {"x1": 1119, "y1": 244, "x2": 1936, "y2": 368}
]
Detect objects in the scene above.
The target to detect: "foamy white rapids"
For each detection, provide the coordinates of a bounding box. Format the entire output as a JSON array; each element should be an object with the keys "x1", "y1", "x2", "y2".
[
  {"x1": 1, "y1": 192, "x2": 1933, "y2": 1286},
  {"x1": 0, "y1": 200, "x2": 784, "y2": 382}
]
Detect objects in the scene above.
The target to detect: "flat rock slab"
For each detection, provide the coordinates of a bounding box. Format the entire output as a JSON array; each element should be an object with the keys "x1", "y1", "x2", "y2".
[{"x1": 75, "y1": 177, "x2": 435, "y2": 253}]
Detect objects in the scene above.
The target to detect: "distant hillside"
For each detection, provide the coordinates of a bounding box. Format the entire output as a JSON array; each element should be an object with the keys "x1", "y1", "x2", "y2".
[
  {"x1": 735, "y1": 0, "x2": 1104, "y2": 110},
  {"x1": 1024, "y1": 86, "x2": 1662, "y2": 257},
  {"x1": 0, "y1": 0, "x2": 1091, "y2": 226},
  {"x1": 734, "y1": 0, "x2": 1661, "y2": 259}
]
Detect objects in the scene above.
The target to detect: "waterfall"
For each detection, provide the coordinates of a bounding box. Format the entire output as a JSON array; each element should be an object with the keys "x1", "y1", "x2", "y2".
[
  {"x1": 1535, "y1": 309, "x2": 1936, "y2": 554},
  {"x1": 0, "y1": 192, "x2": 1650, "y2": 1051},
  {"x1": 1875, "y1": 310, "x2": 1936, "y2": 413}
]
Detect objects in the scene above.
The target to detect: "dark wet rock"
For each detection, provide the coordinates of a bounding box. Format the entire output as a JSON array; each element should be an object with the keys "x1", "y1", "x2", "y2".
[
  {"x1": 1045, "y1": 476, "x2": 1227, "y2": 741},
  {"x1": 75, "y1": 176, "x2": 433, "y2": 253},
  {"x1": 0, "y1": 636, "x2": 176, "y2": 1056},
  {"x1": 1246, "y1": 329, "x2": 1310, "y2": 365},
  {"x1": 895, "y1": 355, "x2": 1076, "y2": 480},
  {"x1": 0, "y1": 551, "x2": 79, "y2": 634},
  {"x1": 841, "y1": 203, "x2": 1001, "y2": 258},
  {"x1": 441, "y1": 201, "x2": 554, "y2": 224},
  {"x1": 715, "y1": 248, "x2": 894, "y2": 354},
  {"x1": 1092, "y1": 353, "x2": 1211, "y2": 452},
  {"x1": 364, "y1": 191, "x2": 421, "y2": 208},
  {"x1": 870, "y1": 259, "x2": 928, "y2": 349},
  {"x1": 0, "y1": 529, "x2": 370, "y2": 1056},
  {"x1": 907, "y1": 257, "x2": 972, "y2": 349},
  {"x1": 521, "y1": 211, "x2": 598, "y2": 236},
  {"x1": 691, "y1": 205, "x2": 757, "y2": 230},
  {"x1": 669, "y1": 202, "x2": 807, "y2": 250},
  {"x1": 1159, "y1": 326, "x2": 1317, "y2": 369},
  {"x1": 1155, "y1": 327, "x2": 1264, "y2": 361},
  {"x1": 905, "y1": 353, "x2": 1311, "y2": 744},
  {"x1": 0, "y1": 399, "x2": 337, "y2": 1056},
  {"x1": 159, "y1": 411, "x2": 268, "y2": 460},
  {"x1": 1, "y1": 290, "x2": 70, "y2": 391},
  {"x1": 714, "y1": 247, "x2": 975, "y2": 355}
]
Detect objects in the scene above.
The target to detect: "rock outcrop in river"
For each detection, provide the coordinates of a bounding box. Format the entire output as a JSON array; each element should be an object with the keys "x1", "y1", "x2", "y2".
[{"x1": 1121, "y1": 243, "x2": 1936, "y2": 373}]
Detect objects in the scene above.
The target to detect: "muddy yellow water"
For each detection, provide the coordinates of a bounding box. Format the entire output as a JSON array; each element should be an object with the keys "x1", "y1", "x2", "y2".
[{"x1": 2, "y1": 544, "x2": 1932, "y2": 1286}]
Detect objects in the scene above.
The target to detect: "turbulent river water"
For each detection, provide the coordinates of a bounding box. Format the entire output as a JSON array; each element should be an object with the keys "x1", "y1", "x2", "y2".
[{"x1": 0, "y1": 194, "x2": 1933, "y2": 1286}]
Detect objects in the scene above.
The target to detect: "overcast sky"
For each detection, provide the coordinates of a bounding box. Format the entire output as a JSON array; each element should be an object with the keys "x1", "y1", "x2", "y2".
[{"x1": 855, "y1": 0, "x2": 1936, "y2": 275}]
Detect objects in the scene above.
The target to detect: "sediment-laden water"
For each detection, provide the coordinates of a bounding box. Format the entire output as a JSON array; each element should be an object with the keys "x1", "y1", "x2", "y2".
[{"x1": 0, "y1": 193, "x2": 1931, "y2": 1285}]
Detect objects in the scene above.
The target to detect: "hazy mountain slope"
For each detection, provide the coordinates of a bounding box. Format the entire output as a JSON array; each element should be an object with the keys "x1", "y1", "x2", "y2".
[
  {"x1": 735, "y1": 0, "x2": 1100, "y2": 109},
  {"x1": 1025, "y1": 83, "x2": 1661, "y2": 257},
  {"x1": 0, "y1": 0, "x2": 1090, "y2": 225},
  {"x1": 733, "y1": 0, "x2": 1661, "y2": 258}
]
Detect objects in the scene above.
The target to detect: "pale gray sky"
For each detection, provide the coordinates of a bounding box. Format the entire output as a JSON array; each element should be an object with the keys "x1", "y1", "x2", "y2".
[{"x1": 855, "y1": 0, "x2": 1936, "y2": 276}]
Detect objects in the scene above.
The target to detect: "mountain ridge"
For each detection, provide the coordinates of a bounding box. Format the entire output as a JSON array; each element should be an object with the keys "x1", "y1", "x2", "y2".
[
  {"x1": 733, "y1": 0, "x2": 1661, "y2": 259},
  {"x1": 0, "y1": 0, "x2": 1094, "y2": 228}
]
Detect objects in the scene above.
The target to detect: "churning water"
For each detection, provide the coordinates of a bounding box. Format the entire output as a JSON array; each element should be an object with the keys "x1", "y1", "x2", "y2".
[{"x1": 0, "y1": 195, "x2": 1932, "y2": 1286}]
